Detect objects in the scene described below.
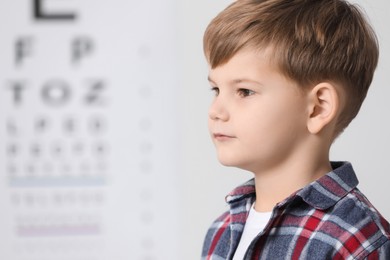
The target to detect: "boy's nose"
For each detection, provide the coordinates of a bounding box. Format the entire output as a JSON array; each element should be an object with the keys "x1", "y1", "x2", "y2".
[{"x1": 208, "y1": 99, "x2": 229, "y2": 121}]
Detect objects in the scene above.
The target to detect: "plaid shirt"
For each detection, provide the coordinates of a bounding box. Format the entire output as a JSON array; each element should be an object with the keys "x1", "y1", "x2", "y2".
[{"x1": 202, "y1": 162, "x2": 390, "y2": 259}]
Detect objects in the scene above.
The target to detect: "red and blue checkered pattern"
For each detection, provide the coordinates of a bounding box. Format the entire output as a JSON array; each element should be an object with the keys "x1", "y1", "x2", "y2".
[{"x1": 202, "y1": 162, "x2": 390, "y2": 259}]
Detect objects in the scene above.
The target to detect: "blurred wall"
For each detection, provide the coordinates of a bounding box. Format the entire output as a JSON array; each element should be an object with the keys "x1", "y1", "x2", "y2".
[{"x1": 0, "y1": 1, "x2": 180, "y2": 259}]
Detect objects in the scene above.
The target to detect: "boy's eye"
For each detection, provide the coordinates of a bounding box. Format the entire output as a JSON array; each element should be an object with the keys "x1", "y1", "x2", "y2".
[
  {"x1": 211, "y1": 87, "x2": 220, "y2": 96},
  {"x1": 238, "y1": 88, "x2": 255, "y2": 97}
]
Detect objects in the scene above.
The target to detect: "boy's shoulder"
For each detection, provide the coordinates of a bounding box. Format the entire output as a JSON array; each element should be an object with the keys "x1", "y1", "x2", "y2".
[
  {"x1": 202, "y1": 162, "x2": 390, "y2": 259},
  {"x1": 339, "y1": 187, "x2": 390, "y2": 243},
  {"x1": 292, "y1": 182, "x2": 390, "y2": 259},
  {"x1": 275, "y1": 161, "x2": 390, "y2": 256},
  {"x1": 296, "y1": 162, "x2": 390, "y2": 240}
]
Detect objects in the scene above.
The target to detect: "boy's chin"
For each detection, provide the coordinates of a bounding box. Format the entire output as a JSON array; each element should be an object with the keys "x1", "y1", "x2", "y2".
[
  {"x1": 217, "y1": 153, "x2": 259, "y2": 172},
  {"x1": 217, "y1": 155, "x2": 248, "y2": 169}
]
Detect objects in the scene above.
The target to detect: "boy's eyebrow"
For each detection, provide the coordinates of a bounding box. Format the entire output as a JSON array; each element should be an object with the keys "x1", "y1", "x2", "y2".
[
  {"x1": 231, "y1": 78, "x2": 262, "y2": 85},
  {"x1": 208, "y1": 76, "x2": 262, "y2": 86},
  {"x1": 207, "y1": 76, "x2": 216, "y2": 84}
]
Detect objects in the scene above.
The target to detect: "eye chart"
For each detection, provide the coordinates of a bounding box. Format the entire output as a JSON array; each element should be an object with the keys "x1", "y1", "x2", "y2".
[{"x1": 0, "y1": 1, "x2": 179, "y2": 260}]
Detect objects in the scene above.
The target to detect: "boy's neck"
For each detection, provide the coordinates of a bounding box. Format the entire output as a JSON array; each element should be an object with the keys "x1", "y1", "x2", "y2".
[{"x1": 252, "y1": 158, "x2": 332, "y2": 213}]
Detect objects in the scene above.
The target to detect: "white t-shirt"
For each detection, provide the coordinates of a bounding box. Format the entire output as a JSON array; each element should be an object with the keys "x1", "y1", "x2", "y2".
[{"x1": 232, "y1": 204, "x2": 272, "y2": 260}]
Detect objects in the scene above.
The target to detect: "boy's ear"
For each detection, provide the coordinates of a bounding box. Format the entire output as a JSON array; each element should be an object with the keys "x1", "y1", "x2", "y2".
[{"x1": 307, "y1": 82, "x2": 340, "y2": 134}]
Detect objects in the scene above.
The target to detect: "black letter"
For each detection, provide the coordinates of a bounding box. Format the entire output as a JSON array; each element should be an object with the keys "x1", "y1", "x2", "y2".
[
  {"x1": 34, "y1": 0, "x2": 77, "y2": 21},
  {"x1": 7, "y1": 81, "x2": 27, "y2": 106},
  {"x1": 15, "y1": 37, "x2": 34, "y2": 67},
  {"x1": 34, "y1": 117, "x2": 50, "y2": 133},
  {"x1": 41, "y1": 80, "x2": 71, "y2": 106},
  {"x1": 88, "y1": 116, "x2": 106, "y2": 134},
  {"x1": 72, "y1": 36, "x2": 94, "y2": 65},
  {"x1": 85, "y1": 80, "x2": 107, "y2": 106}
]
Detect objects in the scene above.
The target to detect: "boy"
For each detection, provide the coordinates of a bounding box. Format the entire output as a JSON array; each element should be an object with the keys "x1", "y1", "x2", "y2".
[{"x1": 201, "y1": 0, "x2": 390, "y2": 259}]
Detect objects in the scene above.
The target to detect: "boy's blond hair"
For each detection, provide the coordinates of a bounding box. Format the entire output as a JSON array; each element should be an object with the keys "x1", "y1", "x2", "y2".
[{"x1": 204, "y1": 0, "x2": 379, "y2": 134}]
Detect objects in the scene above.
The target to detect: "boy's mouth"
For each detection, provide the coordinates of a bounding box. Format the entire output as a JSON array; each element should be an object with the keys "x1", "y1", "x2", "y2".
[{"x1": 213, "y1": 133, "x2": 235, "y2": 141}]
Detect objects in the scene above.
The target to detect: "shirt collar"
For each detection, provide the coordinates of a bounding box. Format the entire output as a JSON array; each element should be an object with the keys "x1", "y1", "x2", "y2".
[
  {"x1": 225, "y1": 161, "x2": 359, "y2": 210},
  {"x1": 296, "y1": 161, "x2": 359, "y2": 210},
  {"x1": 225, "y1": 178, "x2": 256, "y2": 204}
]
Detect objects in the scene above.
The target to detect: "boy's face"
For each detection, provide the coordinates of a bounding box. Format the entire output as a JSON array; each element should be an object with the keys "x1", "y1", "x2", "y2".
[{"x1": 207, "y1": 49, "x2": 310, "y2": 173}]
